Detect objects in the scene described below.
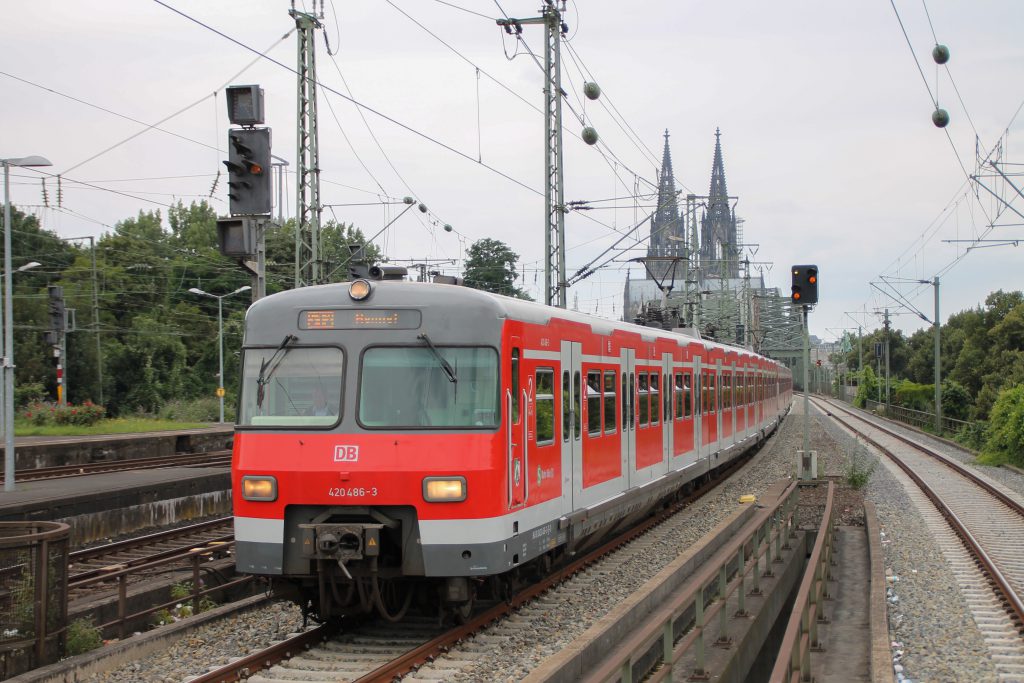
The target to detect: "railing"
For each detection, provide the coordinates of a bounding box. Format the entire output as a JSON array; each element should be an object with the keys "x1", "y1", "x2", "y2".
[
  {"x1": 860, "y1": 399, "x2": 976, "y2": 437},
  {"x1": 0, "y1": 521, "x2": 70, "y2": 678},
  {"x1": 579, "y1": 482, "x2": 798, "y2": 683},
  {"x1": 70, "y1": 541, "x2": 255, "y2": 639},
  {"x1": 770, "y1": 481, "x2": 835, "y2": 683}
]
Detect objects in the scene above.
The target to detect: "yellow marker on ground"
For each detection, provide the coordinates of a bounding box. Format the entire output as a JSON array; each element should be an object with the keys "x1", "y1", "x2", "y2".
[{"x1": 738, "y1": 494, "x2": 757, "y2": 504}]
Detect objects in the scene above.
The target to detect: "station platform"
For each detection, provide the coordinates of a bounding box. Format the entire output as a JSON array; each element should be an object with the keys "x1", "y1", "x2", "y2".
[
  {"x1": 1, "y1": 425, "x2": 234, "y2": 470},
  {"x1": 1, "y1": 427, "x2": 235, "y2": 546},
  {"x1": 1, "y1": 466, "x2": 232, "y2": 546}
]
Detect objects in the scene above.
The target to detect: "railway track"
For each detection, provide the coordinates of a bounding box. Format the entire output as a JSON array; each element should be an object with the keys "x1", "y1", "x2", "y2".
[
  {"x1": 2, "y1": 449, "x2": 232, "y2": 483},
  {"x1": 814, "y1": 396, "x2": 1024, "y2": 678}
]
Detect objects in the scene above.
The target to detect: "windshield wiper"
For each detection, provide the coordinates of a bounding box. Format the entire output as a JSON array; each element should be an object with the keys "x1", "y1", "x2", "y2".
[
  {"x1": 417, "y1": 333, "x2": 457, "y2": 383},
  {"x1": 256, "y1": 334, "x2": 297, "y2": 408}
]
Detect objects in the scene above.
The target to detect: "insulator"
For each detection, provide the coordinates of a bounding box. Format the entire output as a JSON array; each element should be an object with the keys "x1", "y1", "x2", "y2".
[
  {"x1": 932, "y1": 44, "x2": 950, "y2": 65},
  {"x1": 583, "y1": 82, "x2": 601, "y2": 101},
  {"x1": 932, "y1": 108, "x2": 950, "y2": 128},
  {"x1": 582, "y1": 126, "x2": 599, "y2": 145}
]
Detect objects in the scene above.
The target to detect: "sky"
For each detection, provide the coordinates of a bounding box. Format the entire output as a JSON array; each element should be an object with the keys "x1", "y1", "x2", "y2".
[{"x1": 2, "y1": 0, "x2": 1022, "y2": 342}]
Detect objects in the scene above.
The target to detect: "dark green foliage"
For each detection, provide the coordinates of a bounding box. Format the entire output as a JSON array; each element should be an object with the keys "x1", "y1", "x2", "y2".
[
  {"x1": 941, "y1": 380, "x2": 971, "y2": 421},
  {"x1": 463, "y1": 238, "x2": 532, "y2": 300},
  {"x1": 981, "y1": 384, "x2": 1024, "y2": 466},
  {"x1": 892, "y1": 380, "x2": 934, "y2": 412},
  {"x1": 853, "y1": 366, "x2": 879, "y2": 408}
]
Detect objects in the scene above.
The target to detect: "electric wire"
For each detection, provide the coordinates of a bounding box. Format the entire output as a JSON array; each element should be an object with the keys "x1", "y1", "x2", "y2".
[{"x1": 151, "y1": 0, "x2": 542, "y2": 198}]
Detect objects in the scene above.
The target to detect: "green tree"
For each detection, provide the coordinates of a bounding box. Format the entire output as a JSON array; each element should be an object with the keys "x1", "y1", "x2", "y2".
[
  {"x1": 981, "y1": 384, "x2": 1024, "y2": 466},
  {"x1": 0, "y1": 206, "x2": 78, "y2": 402},
  {"x1": 463, "y1": 238, "x2": 531, "y2": 299},
  {"x1": 853, "y1": 365, "x2": 879, "y2": 408}
]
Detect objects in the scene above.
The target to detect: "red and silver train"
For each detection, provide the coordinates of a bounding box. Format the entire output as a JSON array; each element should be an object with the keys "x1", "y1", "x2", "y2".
[{"x1": 232, "y1": 272, "x2": 792, "y2": 620}]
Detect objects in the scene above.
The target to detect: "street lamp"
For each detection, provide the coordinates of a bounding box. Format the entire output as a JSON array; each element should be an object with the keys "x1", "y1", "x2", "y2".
[
  {"x1": 3, "y1": 155, "x2": 51, "y2": 492},
  {"x1": 189, "y1": 285, "x2": 251, "y2": 423}
]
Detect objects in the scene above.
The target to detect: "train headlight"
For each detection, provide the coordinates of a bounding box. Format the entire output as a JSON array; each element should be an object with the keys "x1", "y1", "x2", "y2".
[
  {"x1": 241, "y1": 476, "x2": 278, "y2": 501},
  {"x1": 349, "y1": 279, "x2": 372, "y2": 301},
  {"x1": 423, "y1": 476, "x2": 467, "y2": 502}
]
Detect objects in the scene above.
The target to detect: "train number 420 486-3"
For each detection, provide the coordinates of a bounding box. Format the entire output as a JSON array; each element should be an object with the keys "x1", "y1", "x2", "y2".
[{"x1": 328, "y1": 487, "x2": 379, "y2": 498}]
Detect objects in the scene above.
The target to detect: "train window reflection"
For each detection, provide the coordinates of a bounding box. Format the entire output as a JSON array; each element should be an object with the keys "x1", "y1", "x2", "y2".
[
  {"x1": 359, "y1": 346, "x2": 498, "y2": 428},
  {"x1": 239, "y1": 347, "x2": 343, "y2": 427}
]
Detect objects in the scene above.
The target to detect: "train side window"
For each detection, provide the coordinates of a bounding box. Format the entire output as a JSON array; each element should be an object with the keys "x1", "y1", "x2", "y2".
[
  {"x1": 664, "y1": 373, "x2": 671, "y2": 421},
  {"x1": 638, "y1": 373, "x2": 649, "y2": 427},
  {"x1": 713, "y1": 373, "x2": 719, "y2": 413},
  {"x1": 512, "y1": 348, "x2": 520, "y2": 423},
  {"x1": 573, "y1": 371, "x2": 582, "y2": 441},
  {"x1": 684, "y1": 372, "x2": 692, "y2": 418},
  {"x1": 603, "y1": 370, "x2": 616, "y2": 435},
  {"x1": 562, "y1": 370, "x2": 571, "y2": 442},
  {"x1": 725, "y1": 373, "x2": 732, "y2": 410},
  {"x1": 535, "y1": 368, "x2": 555, "y2": 445},
  {"x1": 674, "y1": 372, "x2": 683, "y2": 419},
  {"x1": 586, "y1": 370, "x2": 601, "y2": 437},
  {"x1": 650, "y1": 372, "x2": 660, "y2": 424},
  {"x1": 629, "y1": 372, "x2": 636, "y2": 427},
  {"x1": 621, "y1": 372, "x2": 628, "y2": 430}
]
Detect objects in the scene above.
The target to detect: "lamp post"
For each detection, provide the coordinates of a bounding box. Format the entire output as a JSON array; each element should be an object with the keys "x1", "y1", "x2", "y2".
[
  {"x1": 3, "y1": 155, "x2": 51, "y2": 492},
  {"x1": 189, "y1": 285, "x2": 251, "y2": 423}
]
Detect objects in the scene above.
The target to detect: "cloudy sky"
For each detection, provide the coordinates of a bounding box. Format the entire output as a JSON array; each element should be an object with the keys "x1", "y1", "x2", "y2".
[{"x1": 2, "y1": 0, "x2": 1022, "y2": 341}]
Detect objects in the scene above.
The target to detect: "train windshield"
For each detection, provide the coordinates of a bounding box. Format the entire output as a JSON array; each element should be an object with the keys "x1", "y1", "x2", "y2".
[
  {"x1": 359, "y1": 346, "x2": 498, "y2": 429},
  {"x1": 238, "y1": 346, "x2": 344, "y2": 427}
]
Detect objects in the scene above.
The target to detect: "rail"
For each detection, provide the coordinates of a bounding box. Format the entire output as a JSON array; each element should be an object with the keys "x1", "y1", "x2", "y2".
[
  {"x1": 769, "y1": 481, "x2": 835, "y2": 683},
  {"x1": 578, "y1": 481, "x2": 798, "y2": 683}
]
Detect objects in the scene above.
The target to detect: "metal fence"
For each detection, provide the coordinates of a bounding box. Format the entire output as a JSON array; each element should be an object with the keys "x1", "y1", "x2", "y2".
[
  {"x1": 0, "y1": 521, "x2": 70, "y2": 679},
  {"x1": 861, "y1": 399, "x2": 976, "y2": 437}
]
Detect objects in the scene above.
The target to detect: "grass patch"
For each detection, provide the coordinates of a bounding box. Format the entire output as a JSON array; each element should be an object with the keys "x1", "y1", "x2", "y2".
[{"x1": 14, "y1": 417, "x2": 211, "y2": 437}]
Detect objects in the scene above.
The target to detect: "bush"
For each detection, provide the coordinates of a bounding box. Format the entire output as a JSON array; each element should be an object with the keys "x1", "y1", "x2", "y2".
[
  {"x1": 14, "y1": 382, "x2": 47, "y2": 408},
  {"x1": 981, "y1": 384, "x2": 1024, "y2": 466},
  {"x1": 157, "y1": 397, "x2": 229, "y2": 423},
  {"x1": 20, "y1": 401, "x2": 106, "y2": 427},
  {"x1": 65, "y1": 618, "x2": 103, "y2": 656}
]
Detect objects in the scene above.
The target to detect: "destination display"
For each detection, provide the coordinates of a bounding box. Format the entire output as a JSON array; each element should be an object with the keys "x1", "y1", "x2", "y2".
[{"x1": 299, "y1": 309, "x2": 422, "y2": 330}]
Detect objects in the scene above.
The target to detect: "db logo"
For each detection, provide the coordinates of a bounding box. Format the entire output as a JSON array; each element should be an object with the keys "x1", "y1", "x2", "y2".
[{"x1": 333, "y1": 445, "x2": 359, "y2": 462}]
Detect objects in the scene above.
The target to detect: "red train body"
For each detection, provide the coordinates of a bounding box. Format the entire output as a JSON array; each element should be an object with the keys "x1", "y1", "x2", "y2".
[{"x1": 232, "y1": 277, "x2": 792, "y2": 618}]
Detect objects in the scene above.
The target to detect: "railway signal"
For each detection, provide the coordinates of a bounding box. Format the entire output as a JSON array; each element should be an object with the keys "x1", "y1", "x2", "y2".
[
  {"x1": 225, "y1": 128, "x2": 272, "y2": 216},
  {"x1": 790, "y1": 264, "x2": 818, "y2": 305}
]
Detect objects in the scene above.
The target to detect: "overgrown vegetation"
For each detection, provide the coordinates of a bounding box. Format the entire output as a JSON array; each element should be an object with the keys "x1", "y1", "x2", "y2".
[
  {"x1": 844, "y1": 452, "x2": 875, "y2": 489},
  {"x1": 979, "y1": 385, "x2": 1024, "y2": 466},
  {"x1": 65, "y1": 618, "x2": 103, "y2": 656}
]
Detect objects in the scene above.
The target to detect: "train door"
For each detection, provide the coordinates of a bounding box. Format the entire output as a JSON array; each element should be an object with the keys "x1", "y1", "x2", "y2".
[
  {"x1": 620, "y1": 347, "x2": 636, "y2": 488},
  {"x1": 507, "y1": 341, "x2": 527, "y2": 510},
  {"x1": 560, "y1": 340, "x2": 583, "y2": 511}
]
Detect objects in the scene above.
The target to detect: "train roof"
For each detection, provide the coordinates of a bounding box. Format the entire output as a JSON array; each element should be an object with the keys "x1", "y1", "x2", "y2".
[{"x1": 246, "y1": 280, "x2": 787, "y2": 369}]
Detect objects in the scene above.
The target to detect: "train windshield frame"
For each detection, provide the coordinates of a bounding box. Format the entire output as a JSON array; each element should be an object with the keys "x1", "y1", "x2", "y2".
[
  {"x1": 358, "y1": 345, "x2": 499, "y2": 429},
  {"x1": 237, "y1": 345, "x2": 344, "y2": 428}
]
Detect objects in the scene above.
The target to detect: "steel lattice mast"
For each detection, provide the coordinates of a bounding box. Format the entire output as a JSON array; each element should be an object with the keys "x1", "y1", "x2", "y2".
[
  {"x1": 499, "y1": 1, "x2": 568, "y2": 307},
  {"x1": 291, "y1": 6, "x2": 323, "y2": 288}
]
